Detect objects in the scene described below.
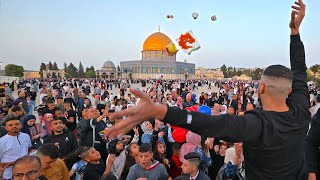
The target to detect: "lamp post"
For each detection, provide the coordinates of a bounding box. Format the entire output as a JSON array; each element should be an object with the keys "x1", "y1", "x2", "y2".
[{"x1": 0, "y1": 61, "x2": 2, "y2": 71}]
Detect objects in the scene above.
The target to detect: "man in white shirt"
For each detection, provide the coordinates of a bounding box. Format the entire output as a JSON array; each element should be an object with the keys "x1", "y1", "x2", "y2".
[{"x1": 0, "y1": 118, "x2": 32, "y2": 180}]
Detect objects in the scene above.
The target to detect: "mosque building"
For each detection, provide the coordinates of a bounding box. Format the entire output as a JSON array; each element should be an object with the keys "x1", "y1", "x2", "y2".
[{"x1": 96, "y1": 31, "x2": 195, "y2": 79}]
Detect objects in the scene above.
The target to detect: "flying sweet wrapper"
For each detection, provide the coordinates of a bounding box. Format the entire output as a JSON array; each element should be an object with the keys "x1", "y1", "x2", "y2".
[
  {"x1": 165, "y1": 42, "x2": 178, "y2": 56},
  {"x1": 176, "y1": 31, "x2": 200, "y2": 55},
  {"x1": 211, "y1": 15, "x2": 217, "y2": 21},
  {"x1": 166, "y1": 14, "x2": 174, "y2": 19},
  {"x1": 192, "y1": 12, "x2": 199, "y2": 19}
]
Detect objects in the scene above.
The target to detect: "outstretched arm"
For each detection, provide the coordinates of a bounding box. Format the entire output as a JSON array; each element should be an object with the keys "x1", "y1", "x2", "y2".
[{"x1": 288, "y1": 0, "x2": 309, "y2": 109}]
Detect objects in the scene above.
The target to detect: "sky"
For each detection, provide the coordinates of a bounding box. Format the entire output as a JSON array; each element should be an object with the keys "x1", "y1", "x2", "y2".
[{"x1": 0, "y1": 0, "x2": 319, "y2": 71}]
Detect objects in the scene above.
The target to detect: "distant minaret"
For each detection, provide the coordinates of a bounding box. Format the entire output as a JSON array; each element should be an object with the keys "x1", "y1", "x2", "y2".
[{"x1": 158, "y1": 25, "x2": 160, "y2": 32}]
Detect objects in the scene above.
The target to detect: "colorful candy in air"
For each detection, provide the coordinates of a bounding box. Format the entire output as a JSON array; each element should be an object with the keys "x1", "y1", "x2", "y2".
[
  {"x1": 192, "y1": 12, "x2": 199, "y2": 19},
  {"x1": 166, "y1": 14, "x2": 174, "y2": 19},
  {"x1": 176, "y1": 31, "x2": 200, "y2": 55},
  {"x1": 165, "y1": 42, "x2": 178, "y2": 56},
  {"x1": 211, "y1": 15, "x2": 217, "y2": 21}
]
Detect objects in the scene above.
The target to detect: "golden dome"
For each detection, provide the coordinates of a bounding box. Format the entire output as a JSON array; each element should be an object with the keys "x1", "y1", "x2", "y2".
[{"x1": 143, "y1": 32, "x2": 173, "y2": 51}]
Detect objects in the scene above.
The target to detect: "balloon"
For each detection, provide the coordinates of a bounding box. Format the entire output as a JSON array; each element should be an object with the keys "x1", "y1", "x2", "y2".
[
  {"x1": 192, "y1": 12, "x2": 198, "y2": 19},
  {"x1": 211, "y1": 15, "x2": 217, "y2": 21},
  {"x1": 171, "y1": 125, "x2": 179, "y2": 129},
  {"x1": 172, "y1": 128, "x2": 188, "y2": 143},
  {"x1": 198, "y1": 105, "x2": 211, "y2": 115},
  {"x1": 185, "y1": 107, "x2": 193, "y2": 111},
  {"x1": 165, "y1": 42, "x2": 178, "y2": 56},
  {"x1": 176, "y1": 31, "x2": 201, "y2": 55},
  {"x1": 190, "y1": 105, "x2": 199, "y2": 112}
]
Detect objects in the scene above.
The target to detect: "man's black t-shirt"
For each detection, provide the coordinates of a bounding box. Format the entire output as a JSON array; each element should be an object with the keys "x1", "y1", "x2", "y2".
[{"x1": 66, "y1": 109, "x2": 77, "y2": 131}]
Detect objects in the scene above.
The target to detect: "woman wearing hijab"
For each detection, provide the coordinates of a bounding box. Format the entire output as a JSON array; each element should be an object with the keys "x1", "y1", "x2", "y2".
[
  {"x1": 42, "y1": 113, "x2": 53, "y2": 135},
  {"x1": 21, "y1": 115, "x2": 46, "y2": 149},
  {"x1": 220, "y1": 105, "x2": 228, "y2": 115}
]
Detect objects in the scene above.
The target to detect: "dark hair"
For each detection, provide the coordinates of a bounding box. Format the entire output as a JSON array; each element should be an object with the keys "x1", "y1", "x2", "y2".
[
  {"x1": 120, "y1": 143, "x2": 138, "y2": 179},
  {"x1": 64, "y1": 146, "x2": 90, "y2": 170},
  {"x1": 139, "y1": 143, "x2": 153, "y2": 153},
  {"x1": 99, "y1": 173, "x2": 117, "y2": 180},
  {"x1": 172, "y1": 143, "x2": 182, "y2": 152},
  {"x1": 13, "y1": 156, "x2": 41, "y2": 169},
  {"x1": 11, "y1": 106, "x2": 22, "y2": 112},
  {"x1": 263, "y1": 65, "x2": 293, "y2": 81},
  {"x1": 5, "y1": 117, "x2": 21, "y2": 125},
  {"x1": 184, "y1": 152, "x2": 200, "y2": 160},
  {"x1": 57, "y1": 96, "x2": 63, "y2": 100},
  {"x1": 55, "y1": 107, "x2": 64, "y2": 113},
  {"x1": 317, "y1": 95, "x2": 320, "y2": 102},
  {"x1": 153, "y1": 142, "x2": 166, "y2": 165},
  {"x1": 174, "y1": 176, "x2": 190, "y2": 180},
  {"x1": 37, "y1": 143, "x2": 60, "y2": 159},
  {"x1": 107, "y1": 139, "x2": 122, "y2": 156}
]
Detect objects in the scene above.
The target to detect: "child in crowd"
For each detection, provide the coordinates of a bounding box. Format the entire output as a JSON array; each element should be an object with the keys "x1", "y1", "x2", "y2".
[{"x1": 126, "y1": 143, "x2": 169, "y2": 180}]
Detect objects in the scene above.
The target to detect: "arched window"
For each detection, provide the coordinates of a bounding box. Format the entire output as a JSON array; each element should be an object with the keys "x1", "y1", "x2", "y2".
[
  {"x1": 148, "y1": 67, "x2": 151, "y2": 73},
  {"x1": 157, "y1": 67, "x2": 161, "y2": 73}
]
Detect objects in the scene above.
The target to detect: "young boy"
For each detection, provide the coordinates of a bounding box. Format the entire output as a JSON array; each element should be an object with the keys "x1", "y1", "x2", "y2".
[
  {"x1": 126, "y1": 143, "x2": 169, "y2": 180},
  {"x1": 83, "y1": 147, "x2": 108, "y2": 180}
]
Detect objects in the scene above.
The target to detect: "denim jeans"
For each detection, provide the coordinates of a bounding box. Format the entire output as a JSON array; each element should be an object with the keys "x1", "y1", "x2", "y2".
[{"x1": 29, "y1": 100, "x2": 36, "y2": 115}]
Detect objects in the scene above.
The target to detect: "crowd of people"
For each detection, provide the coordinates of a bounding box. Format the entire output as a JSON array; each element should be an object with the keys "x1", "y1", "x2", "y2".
[{"x1": 0, "y1": 1, "x2": 320, "y2": 180}]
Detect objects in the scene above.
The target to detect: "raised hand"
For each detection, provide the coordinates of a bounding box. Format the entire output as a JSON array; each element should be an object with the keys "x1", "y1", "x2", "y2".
[
  {"x1": 290, "y1": 0, "x2": 306, "y2": 35},
  {"x1": 104, "y1": 88, "x2": 168, "y2": 140}
]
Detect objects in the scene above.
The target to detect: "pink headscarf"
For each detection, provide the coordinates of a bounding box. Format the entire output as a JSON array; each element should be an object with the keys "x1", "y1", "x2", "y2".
[
  {"x1": 43, "y1": 113, "x2": 53, "y2": 135},
  {"x1": 179, "y1": 131, "x2": 201, "y2": 163}
]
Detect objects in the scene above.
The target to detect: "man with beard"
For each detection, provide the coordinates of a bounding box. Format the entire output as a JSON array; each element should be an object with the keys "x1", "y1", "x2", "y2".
[
  {"x1": 0, "y1": 117, "x2": 32, "y2": 180},
  {"x1": 43, "y1": 118, "x2": 78, "y2": 158},
  {"x1": 105, "y1": 1, "x2": 310, "y2": 179}
]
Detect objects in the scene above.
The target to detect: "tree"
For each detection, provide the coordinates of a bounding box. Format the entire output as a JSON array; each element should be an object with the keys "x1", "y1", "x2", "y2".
[
  {"x1": 236, "y1": 70, "x2": 242, "y2": 76},
  {"x1": 220, "y1": 64, "x2": 227, "y2": 78},
  {"x1": 39, "y1": 63, "x2": 46, "y2": 78},
  {"x1": 85, "y1": 65, "x2": 95, "y2": 73},
  {"x1": 310, "y1": 64, "x2": 320, "y2": 77},
  {"x1": 78, "y1": 62, "x2": 85, "y2": 78},
  {"x1": 85, "y1": 70, "x2": 96, "y2": 78},
  {"x1": 5, "y1": 64, "x2": 24, "y2": 77},
  {"x1": 48, "y1": 61, "x2": 53, "y2": 70},
  {"x1": 65, "y1": 63, "x2": 78, "y2": 78},
  {"x1": 252, "y1": 68, "x2": 263, "y2": 80},
  {"x1": 52, "y1": 62, "x2": 59, "y2": 70}
]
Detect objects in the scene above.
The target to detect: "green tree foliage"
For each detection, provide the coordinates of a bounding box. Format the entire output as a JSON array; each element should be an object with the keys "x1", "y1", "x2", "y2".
[
  {"x1": 5, "y1": 64, "x2": 24, "y2": 77},
  {"x1": 48, "y1": 61, "x2": 53, "y2": 70},
  {"x1": 85, "y1": 70, "x2": 96, "y2": 78},
  {"x1": 52, "y1": 62, "x2": 59, "y2": 70},
  {"x1": 85, "y1": 66, "x2": 95, "y2": 73},
  {"x1": 66, "y1": 63, "x2": 78, "y2": 78},
  {"x1": 39, "y1": 63, "x2": 46, "y2": 78},
  {"x1": 78, "y1": 62, "x2": 85, "y2": 78},
  {"x1": 236, "y1": 70, "x2": 242, "y2": 76},
  {"x1": 220, "y1": 64, "x2": 227, "y2": 78},
  {"x1": 310, "y1": 64, "x2": 320, "y2": 77}
]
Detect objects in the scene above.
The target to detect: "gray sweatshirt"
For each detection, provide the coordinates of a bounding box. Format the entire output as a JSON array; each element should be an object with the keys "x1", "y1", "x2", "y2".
[{"x1": 126, "y1": 160, "x2": 169, "y2": 180}]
